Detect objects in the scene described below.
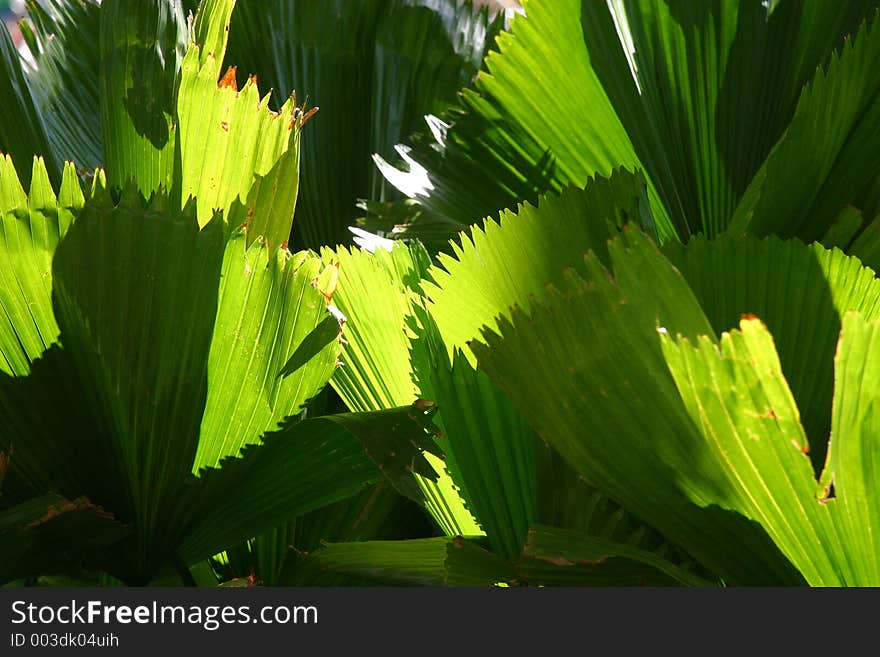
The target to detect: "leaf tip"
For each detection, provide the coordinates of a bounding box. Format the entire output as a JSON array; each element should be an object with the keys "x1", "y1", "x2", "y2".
[{"x1": 218, "y1": 65, "x2": 238, "y2": 90}]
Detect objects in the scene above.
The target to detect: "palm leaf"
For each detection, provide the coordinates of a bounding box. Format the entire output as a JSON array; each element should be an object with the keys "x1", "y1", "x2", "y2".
[
  {"x1": 728, "y1": 8, "x2": 880, "y2": 242},
  {"x1": 21, "y1": 0, "x2": 103, "y2": 171},
  {"x1": 464, "y1": 202, "x2": 880, "y2": 583},
  {"x1": 583, "y1": 0, "x2": 878, "y2": 239},
  {"x1": 664, "y1": 234, "x2": 880, "y2": 471},
  {"x1": 99, "y1": 0, "x2": 186, "y2": 195},
  {"x1": 179, "y1": 404, "x2": 442, "y2": 565},
  {"x1": 822, "y1": 312, "x2": 880, "y2": 583},
  {"x1": 297, "y1": 536, "x2": 514, "y2": 586},
  {"x1": 213, "y1": 484, "x2": 418, "y2": 587},
  {"x1": 0, "y1": 157, "x2": 85, "y2": 501},
  {"x1": 471, "y1": 227, "x2": 803, "y2": 584},
  {"x1": 0, "y1": 156, "x2": 82, "y2": 376},
  {"x1": 324, "y1": 241, "x2": 482, "y2": 537},
  {"x1": 225, "y1": 0, "x2": 501, "y2": 248},
  {"x1": 386, "y1": 0, "x2": 878, "y2": 245},
  {"x1": 0, "y1": 20, "x2": 59, "y2": 187},
  {"x1": 659, "y1": 315, "x2": 879, "y2": 585},
  {"x1": 291, "y1": 482, "x2": 434, "y2": 554},
  {"x1": 268, "y1": 481, "x2": 434, "y2": 586},
  {"x1": 325, "y1": 242, "x2": 428, "y2": 412},
  {"x1": 425, "y1": 169, "x2": 652, "y2": 357},
  {"x1": 50, "y1": 189, "x2": 225, "y2": 578},
  {"x1": 193, "y1": 226, "x2": 341, "y2": 471},
  {"x1": 368, "y1": 1, "x2": 499, "y2": 202},
  {"x1": 412, "y1": 310, "x2": 536, "y2": 557},
  {"x1": 176, "y1": 0, "x2": 305, "y2": 249},
  {"x1": 378, "y1": 0, "x2": 672, "y2": 242},
  {"x1": 420, "y1": 174, "x2": 721, "y2": 569}
]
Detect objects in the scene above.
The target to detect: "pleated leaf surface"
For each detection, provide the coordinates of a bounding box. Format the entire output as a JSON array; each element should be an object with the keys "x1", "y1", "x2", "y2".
[
  {"x1": 324, "y1": 241, "x2": 481, "y2": 537},
  {"x1": 194, "y1": 227, "x2": 340, "y2": 471},
  {"x1": 471, "y1": 228, "x2": 804, "y2": 585}
]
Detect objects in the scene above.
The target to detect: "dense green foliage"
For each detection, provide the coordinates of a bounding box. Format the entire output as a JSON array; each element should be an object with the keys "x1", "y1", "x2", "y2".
[{"x1": 1, "y1": 0, "x2": 879, "y2": 587}]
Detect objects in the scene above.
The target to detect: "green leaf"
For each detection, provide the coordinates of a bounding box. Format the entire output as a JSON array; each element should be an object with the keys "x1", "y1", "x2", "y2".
[
  {"x1": 0, "y1": 157, "x2": 82, "y2": 376},
  {"x1": 176, "y1": 0, "x2": 305, "y2": 249},
  {"x1": 179, "y1": 419, "x2": 377, "y2": 565},
  {"x1": 412, "y1": 311, "x2": 537, "y2": 557},
  {"x1": 292, "y1": 481, "x2": 434, "y2": 554},
  {"x1": 659, "y1": 316, "x2": 872, "y2": 585},
  {"x1": 390, "y1": 0, "x2": 877, "y2": 243},
  {"x1": 325, "y1": 242, "x2": 426, "y2": 412},
  {"x1": 728, "y1": 9, "x2": 880, "y2": 242},
  {"x1": 0, "y1": 21, "x2": 60, "y2": 187},
  {"x1": 0, "y1": 345, "x2": 103, "y2": 505},
  {"x1": 419, "y1": 204, "x2": 698, "y2": 563},
  {"x1": 532, "y1": 444, "x2": 709, "y2": 580},
  {"x1": 324, "y1": 405, "x2": 444, "y2": 504},
  {"x1": 193, "y1": 228, "x2": 341, "y2": 471},
  {"x1": 226, "y1": 0, "x2": 500, "y2": 248},
  {"x1": 278, "y1": 315, "x2": 340, "y2": 379},
  {"x1": 99, "y1": 0, "x2": 187, "y2": 195},
  {"x1": 324, "y1": 241, "x2": 482, "y2": 537},
  {"x1": 472, "y1": 227, "x2": 803, "y2": 585},
  {"x1": 267, "y1": 481, "x2": 434, "y2": 586},
  {"x1": 659, "y1": 319, "x2": 838, "y2": 584},
  {"x1": 225, "y1": 0, "x2": 381, "y2": 248},
  {"x1": 369, "y1": 3, "x2": 494, "y2": 201},
  {"x1": 179, "y1": 405, "x2": 441, "y2": 564},
  {"x1": 425, "y1": 171, "x2": 653, "y2": 360},
  {"x1": 582, "y1": 0, "x2": 878, "y2": 238},
  {"x1": 461, "y1": 0, "x2": 658, "y2": 228},
  {"x1": 849, "y1": 213, "x2": 880, "y2": 271},
  {"x1": 0, "y1": 158, "x2": 86, "y2": 502},
  {"x1": 381, "y1": 0, "x2": 675, "y2": 241},
  {"x1": 51, "y1": 191, "x2": 225, "y2": 576},
  {"x1": 22, "y1": 0, "x2": 103, "y2": 171},
  {"x1": 191, "y1": 0, "x2": 235, "y2": 74},
  {"x1": 664, "y1": 234, "x2": 880, "y2": 472},
  {"x1": 298, "y1": 536, "x2": 515, "y2": 586},
  {"x1": 823, "y1": 312, "x2": 880, "y2": 583}
]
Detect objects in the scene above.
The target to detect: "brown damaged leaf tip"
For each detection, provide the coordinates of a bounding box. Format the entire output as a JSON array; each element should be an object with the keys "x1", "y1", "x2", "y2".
[
  {"x1": 792, "y1": 439, "x2": 809, "y2": 454},
  {"x1": 414, "y1": 399, "x2": 436, "y2": 412},
  {"x1": 25, "y1": 499, "x2": 79, "y2": 528},
  {"x1": 542, "y1": 555, "x2": 575, "y2": 567},
  {"x1": 301, "y1": 107, "x2": 319, "y2": 125},
  {"x1": 218, "y1": 66, "x2": 238, "y2": 90},
  {"x1": 818, "y1": 482, "x2": 835, "y2": 505},
  {"x1": 740, "y1": 313, "x2": 760, "y2": 321},
  {"x1": 290, "y1": 106, "x2": 319, "y2": 129},
  {"x1": 23, "y1": 496, "x2": 114, "y2": 530}
]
